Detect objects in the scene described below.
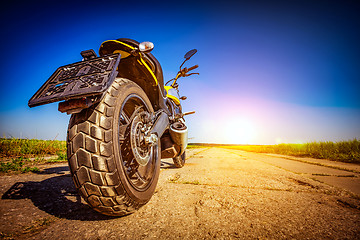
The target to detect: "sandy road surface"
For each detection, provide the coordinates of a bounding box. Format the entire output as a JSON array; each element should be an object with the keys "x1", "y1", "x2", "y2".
[{"x1": 1, "y1": 147, "x2": 359, "y2": 239}]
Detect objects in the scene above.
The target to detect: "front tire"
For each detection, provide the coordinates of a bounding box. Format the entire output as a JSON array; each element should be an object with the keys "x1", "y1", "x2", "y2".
[
  {"x1": 173, "y1": 151, "x2": 186, "y2": 168},
  {"x1": 67, "y1": 78, "x2": 160, "y2": 216}
]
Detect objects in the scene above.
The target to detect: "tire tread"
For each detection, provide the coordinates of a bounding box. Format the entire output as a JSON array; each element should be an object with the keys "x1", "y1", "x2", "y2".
[{"x1": 67, "y1": 78, "x2": 146, "y2": 216}]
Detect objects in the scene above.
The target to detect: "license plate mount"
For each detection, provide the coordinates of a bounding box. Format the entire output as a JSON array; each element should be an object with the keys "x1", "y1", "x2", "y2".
[{"x1": 28, "y1": 53, "x2": 121, "y2": 108}]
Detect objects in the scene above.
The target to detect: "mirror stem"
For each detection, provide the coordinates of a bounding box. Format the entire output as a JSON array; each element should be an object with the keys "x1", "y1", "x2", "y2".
[{"x1": 179, "y1": 59, "x2": 187, "y2": 70}]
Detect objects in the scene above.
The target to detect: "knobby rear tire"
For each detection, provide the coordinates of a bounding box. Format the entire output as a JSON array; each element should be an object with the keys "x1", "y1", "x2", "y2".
[{"x1": 67, "y1": 78, "x2": 160, "y2": 216}]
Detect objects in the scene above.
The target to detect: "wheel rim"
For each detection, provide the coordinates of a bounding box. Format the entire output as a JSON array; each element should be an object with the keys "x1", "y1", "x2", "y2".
[{"x1": 118, "y1": 94, "x2": 158, "y2": 191}]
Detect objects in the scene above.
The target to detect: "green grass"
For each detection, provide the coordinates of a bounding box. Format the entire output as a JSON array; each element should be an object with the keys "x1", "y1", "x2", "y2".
[
  {"x1": 0, "y1": 138, "x2": 66, "y2": 159},
  {"x1": 0, "y1": 157, "x2": 40, "y2": 173},
  {"x1": 0, "y1": 138, "x2": 67, "y2": 173},
  {"x1": 221, "y1": 139, "x2": 360, "y2": 164}
]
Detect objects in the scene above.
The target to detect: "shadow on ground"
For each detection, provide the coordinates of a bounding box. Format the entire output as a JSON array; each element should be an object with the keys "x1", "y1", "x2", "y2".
[
  {"x1": 1, "y1": 166, "x2": 116, "y2": 221},
  {"x1": 1, "y1": 161, "x2": 179, "y2": 221},
  {"x1": 161, "y1": 160, "x2": 177, "y2": 169},
  {"x1": 40, "y1": 166, "x2": 70, "y2": 175}
]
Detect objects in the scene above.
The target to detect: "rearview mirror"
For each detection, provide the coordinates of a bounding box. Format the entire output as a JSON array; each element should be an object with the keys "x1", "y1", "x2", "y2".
[{"x1": 184, "y1": 49, "x2": 197, "y2": 60}]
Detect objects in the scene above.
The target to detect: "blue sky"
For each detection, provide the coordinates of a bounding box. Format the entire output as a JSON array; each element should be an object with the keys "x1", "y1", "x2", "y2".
[{"x1": 0, "y1": 0, "x2": 359, "y2": 144}]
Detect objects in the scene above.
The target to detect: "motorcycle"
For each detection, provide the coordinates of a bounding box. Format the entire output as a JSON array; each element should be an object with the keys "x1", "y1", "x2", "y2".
[{"x1": 28, "y1": 38, "x2": 198, "y2": 216}]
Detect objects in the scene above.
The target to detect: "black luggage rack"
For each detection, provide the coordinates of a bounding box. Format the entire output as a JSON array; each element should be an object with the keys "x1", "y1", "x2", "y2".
[{"x1": 28, "y1": 53, "x2": 121, "y2": 108}]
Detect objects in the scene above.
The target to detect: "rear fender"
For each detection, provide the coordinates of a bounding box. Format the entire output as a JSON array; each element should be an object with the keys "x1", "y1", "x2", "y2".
[{"x1": 99, "y1": 39, "x2": 168, "y2": 112}]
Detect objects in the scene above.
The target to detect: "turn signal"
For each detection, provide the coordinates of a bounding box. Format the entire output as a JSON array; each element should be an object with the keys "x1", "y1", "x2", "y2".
[{"x1": 139, "y1": 42, "x2": 154, "y2": 53}]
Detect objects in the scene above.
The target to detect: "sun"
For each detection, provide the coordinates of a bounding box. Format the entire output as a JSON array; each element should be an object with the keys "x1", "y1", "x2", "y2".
[{"x1": 223, "y1": 117, "x2": 257, "y2": 144}]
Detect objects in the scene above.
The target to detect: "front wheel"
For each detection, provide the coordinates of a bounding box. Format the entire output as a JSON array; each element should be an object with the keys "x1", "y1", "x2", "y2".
[
  {"x1": 173, "y1": 151, "x2": 186, "y2": 168},
  {"x1": 67, "y1": 78, "x2": 160, "y2": 216}
]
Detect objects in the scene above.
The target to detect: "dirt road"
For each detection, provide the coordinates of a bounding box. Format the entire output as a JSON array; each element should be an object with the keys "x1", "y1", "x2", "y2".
[{"x1": 1, "y1": 147, "x2": 359, "y2": 239}]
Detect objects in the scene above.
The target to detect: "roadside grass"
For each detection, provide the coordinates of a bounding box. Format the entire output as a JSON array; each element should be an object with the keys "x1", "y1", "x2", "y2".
[
  {"x1": 187, "y1": 143, "x2": 207, "y2": 149},
  {"x1": 0, "y1": 138, "x2": 67, "y2": 173},
  {"x1": 0, "y1": 138, "x2": 66, "y2": 158},
  {"x1": 2, "y1": 138, "x2": 359, "y2": 173},
  {"x1": 0, "y1": 157, "x2": 41, "y2": 173},
  {"x1": 221, "y1": 139, "x2": 360, "y2": 164}
]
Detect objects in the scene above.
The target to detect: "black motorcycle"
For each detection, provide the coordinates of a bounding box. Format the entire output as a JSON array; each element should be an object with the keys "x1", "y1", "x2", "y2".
[{"x1": 29, "y1": 38, "x2": 198, "y2": 216}]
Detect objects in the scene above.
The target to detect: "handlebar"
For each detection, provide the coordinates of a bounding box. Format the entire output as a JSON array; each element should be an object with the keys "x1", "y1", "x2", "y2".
[
  {"x1": 184, "y1": 72, "x2": 199, "y2": 77},
  {"x1": 168, "y1": 64, "x2": 199, "y2": 86},
  {"x1": 187, "y1": 65, "x2": 198, "y2": 72}
]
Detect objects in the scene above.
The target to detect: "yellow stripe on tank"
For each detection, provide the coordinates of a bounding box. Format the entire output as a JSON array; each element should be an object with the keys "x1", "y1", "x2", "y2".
[
  {"x1": 100, "y1": 40, "x2": 158, "y2": 86},
  {"x1": 101, "y1": 40, "x2": 135, "y2": 50},
  {"x1": 139, "y1": 55, "x2": 158, "y2": 85}
]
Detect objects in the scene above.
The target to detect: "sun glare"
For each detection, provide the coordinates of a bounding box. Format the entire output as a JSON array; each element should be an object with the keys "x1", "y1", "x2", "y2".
[{"x1": 223, "y1": 117, "x2": 257, "y2": 144}]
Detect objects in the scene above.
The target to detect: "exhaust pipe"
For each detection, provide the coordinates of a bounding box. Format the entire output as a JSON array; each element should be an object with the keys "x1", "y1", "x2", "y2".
[{"x1": 169, "y1": 121, "x2": 188, "y2": 155}]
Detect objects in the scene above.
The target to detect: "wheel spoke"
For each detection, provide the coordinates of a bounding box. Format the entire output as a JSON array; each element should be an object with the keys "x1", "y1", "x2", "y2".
[
  {"x1": 118, "y1": 94, "x2": 157, "y2": 191},
  {"x1": 120, "y1": 112, "x2": 131, "y2": 124},
  {"x1": 134, "y1": 172, "x2": 147, "y2": 184},
  {"x1": 118, "y1": 125, "x2": 129, "y2": 140},
  {"x1": 119, "y1": 112, "x2": 131, "y2": 141}
]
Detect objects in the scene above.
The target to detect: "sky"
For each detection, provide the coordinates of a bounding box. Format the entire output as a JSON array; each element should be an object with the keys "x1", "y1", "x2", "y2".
[{"x1": 0, "y1": 0, "x2": 359, "y2": 144}]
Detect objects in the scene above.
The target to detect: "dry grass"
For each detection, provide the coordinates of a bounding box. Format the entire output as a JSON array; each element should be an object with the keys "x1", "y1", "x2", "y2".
[
  {"x1": 187, "y1": 143, "x2": 207, "y2": 149},
  {"x1": 220, "y1": 139, "x2": 360, "y2": 163}
]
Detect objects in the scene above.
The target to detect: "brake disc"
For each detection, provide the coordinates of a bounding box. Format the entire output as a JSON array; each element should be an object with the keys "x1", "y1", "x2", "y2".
[{"x1": 130, "y1": 114, "x2": 151, "y2": 166}]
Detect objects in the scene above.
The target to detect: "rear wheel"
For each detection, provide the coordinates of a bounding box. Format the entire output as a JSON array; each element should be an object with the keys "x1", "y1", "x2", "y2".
[
  {"x1": 173, "y1": 151, "x2": 186, "y2": 168},
  {"x1": 67, "y1": 78, "x2": 160, "y2": 216}
]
